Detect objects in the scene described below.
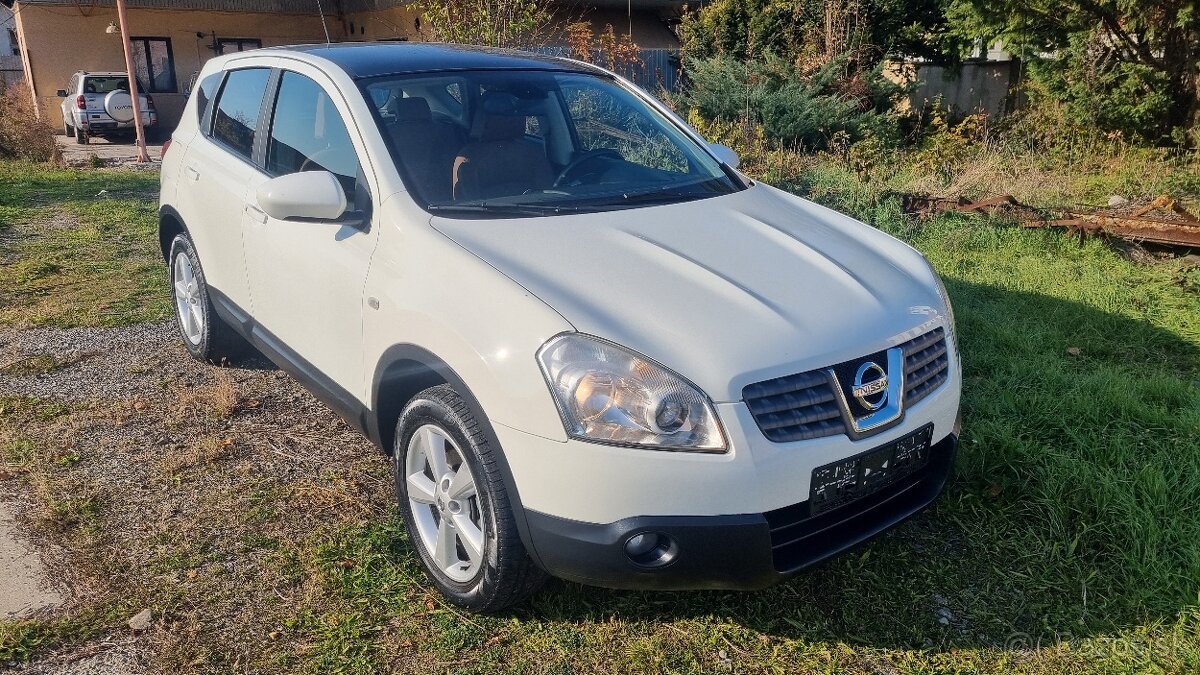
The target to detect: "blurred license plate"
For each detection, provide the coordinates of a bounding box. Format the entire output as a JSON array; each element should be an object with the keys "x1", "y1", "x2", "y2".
[{"x1": 809, "y1": 424, "x2": 934, "y2": 515}]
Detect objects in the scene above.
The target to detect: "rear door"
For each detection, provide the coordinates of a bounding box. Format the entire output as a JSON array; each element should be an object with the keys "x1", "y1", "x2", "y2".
[
  {"x1": 240, "y1": 67, "x2": 380, "y2": 400},
  {"x1": 173, "y1": 67, "x2": 272, "y2": 313}
]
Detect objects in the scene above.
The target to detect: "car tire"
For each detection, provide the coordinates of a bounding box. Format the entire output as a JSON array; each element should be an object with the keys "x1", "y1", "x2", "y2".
[
  {"x1": 167, "y1": 233, "x2": 248, "y2": 363},
  {"x1": 394, "y1": 385, "x2": 546, "y2": 612},
  {"x1": 74, "y1": 126, "x2": 87, "y2": 145},
  {"x1": 63, "y1": 119, "x2": 73, "y2": 137}
]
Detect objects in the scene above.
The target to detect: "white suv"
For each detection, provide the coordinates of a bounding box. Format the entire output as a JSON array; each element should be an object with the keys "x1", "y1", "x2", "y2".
[
  {"x1": 58, "y1": 71, "x2": 157, "y2": 144},
  {"x1": 159, "y1": 44, "x2": 961, "y2": 611}
]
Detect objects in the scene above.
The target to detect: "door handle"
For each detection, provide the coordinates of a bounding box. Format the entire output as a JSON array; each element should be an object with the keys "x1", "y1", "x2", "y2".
[
  {"x1": 184, "y1": 166, "x2": 200, "y2": 181},
  {"x1": 245, "y1": 204, "x2": 268, "y2": 224}
]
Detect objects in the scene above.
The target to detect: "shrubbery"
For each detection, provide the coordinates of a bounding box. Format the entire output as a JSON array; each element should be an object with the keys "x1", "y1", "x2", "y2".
[
  {"x1": 680, "y1": 55, "x2": 908, "y2": 152},
  {"x1": 0, "y1": 84, "x2": 60, "y2": 163}
]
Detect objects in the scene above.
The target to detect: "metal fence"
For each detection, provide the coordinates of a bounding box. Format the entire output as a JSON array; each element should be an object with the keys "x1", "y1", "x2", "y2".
[{"x1": 530, "y1": 48, "x2": 682, "y2": 93}]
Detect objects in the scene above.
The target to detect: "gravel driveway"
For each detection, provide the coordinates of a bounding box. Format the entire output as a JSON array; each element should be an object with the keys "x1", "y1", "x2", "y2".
[{"x1": 0, "y1": 321, "x2": 390, "y2": 672}]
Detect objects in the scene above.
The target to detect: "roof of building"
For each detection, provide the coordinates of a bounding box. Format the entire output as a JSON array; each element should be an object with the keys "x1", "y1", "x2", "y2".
[{"x1": 273, "y1": 42, "x2": 599, "y2": 79}]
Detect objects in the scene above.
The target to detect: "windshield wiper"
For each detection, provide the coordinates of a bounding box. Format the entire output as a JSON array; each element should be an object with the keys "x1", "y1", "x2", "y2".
[
  {"x1": 426, "y1": 202, "x2": 600, "y2": 216},
  {"x1": 616, "y1": 186, "x2": 713, "y2": 205}
]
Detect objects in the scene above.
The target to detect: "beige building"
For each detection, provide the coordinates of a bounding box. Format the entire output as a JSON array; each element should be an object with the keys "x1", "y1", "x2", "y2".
[{"x1": 2, "y1": 0, "x2": 687, "y2": 130}]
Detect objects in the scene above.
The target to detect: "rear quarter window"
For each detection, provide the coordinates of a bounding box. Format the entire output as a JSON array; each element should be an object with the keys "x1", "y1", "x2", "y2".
[
  {"x1": 195, "y1": 72, "x2": 223, "y2": 127},
  {"x1": 211, "y1": 68, "x2": 271, "y2": 160}
]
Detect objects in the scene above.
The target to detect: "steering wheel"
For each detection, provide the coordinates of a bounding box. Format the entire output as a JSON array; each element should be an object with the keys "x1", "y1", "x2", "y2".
[{"x1": 553, "y1": 149, "x2": 623, "y2": 187}]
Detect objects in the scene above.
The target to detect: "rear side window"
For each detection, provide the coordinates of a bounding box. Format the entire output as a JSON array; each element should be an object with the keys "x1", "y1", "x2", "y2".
[
  {"x1": 194, "y1": 72, "x2": 222, "y2": 126},
  {"x1": 266, "y1": 71, "x2": 358, "y2": 193},
  {"x1": 211, "y1": 68, "x2": 270, "y2": 160}
]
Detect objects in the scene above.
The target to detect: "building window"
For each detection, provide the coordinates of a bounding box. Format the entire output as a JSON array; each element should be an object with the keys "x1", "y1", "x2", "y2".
[
  {"x1": 7, "y1": 27, "x2": 19, "y2": 56},
  {"x1": 216, "y1": 38, "x2": 262, "y2": 55},
  {"x1": 130, "y1": 37, "x2": 176, "y2": 93}
]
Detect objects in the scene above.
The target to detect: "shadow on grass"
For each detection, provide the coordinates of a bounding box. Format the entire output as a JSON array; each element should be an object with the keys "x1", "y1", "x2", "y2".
[{"x1": 513, "y1": 279, "x2": 1200, "y2": 650}]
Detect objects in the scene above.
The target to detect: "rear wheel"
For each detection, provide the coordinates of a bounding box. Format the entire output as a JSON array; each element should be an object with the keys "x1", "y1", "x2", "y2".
[
  {"x1": 167, "y1": 233, "x2": 247, "y2": 363},
  {"x1": 74, "y1": 126, "x2": 87, "y2": 145},
  {"x1": 63, "y1": 118, "x2": 72, "y2": 137},
  {"x1": 394, "y1": 385, "x2": 545, "y2": 611}
]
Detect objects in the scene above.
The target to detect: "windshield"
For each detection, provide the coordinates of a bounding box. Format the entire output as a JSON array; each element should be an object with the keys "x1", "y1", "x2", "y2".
[
  {"x1": 83, "y1": 76, "x2": 130, "y2": 94},
  {"x1": 362, "y1": 70, "x2": 743, "y2": 217}
]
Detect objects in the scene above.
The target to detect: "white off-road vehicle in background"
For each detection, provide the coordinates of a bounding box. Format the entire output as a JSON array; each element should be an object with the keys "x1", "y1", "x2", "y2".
[
  {"x1": 58, "y1": 71, "x2": 157, "y2": 144},
  {"x1": 159, "y1": 43, "x2": 961, "y2": 611}
]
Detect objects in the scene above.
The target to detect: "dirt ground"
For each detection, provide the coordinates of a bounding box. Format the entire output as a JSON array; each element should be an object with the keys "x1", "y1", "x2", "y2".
[
  {"x1": 0, "y1": 322, "x2": 392, "y2": 672},
  {"x1": 54, "y1": 134, "x2": 165, "y2": 168}
]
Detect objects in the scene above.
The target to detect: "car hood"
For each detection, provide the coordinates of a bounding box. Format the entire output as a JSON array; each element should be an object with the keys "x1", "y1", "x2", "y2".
[{"x1": 430, "y1": 183, "x2": 945, "y2": 402}]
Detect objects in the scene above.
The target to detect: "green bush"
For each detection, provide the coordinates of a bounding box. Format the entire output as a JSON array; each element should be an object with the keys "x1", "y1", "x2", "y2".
[
  {"x1": 1021, "y1": 33, "x2": 1178, "y2": 145},
  {"x1": 682, "y1": 55, "x2": 907, "y2": 151}
]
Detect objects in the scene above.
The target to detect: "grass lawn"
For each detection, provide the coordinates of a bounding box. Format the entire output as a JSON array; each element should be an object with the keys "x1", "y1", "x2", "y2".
[
  {"x1": 0, "y1": 162, "x2": 168, "y2": 328},
  {"x1": 0, "y1": 154, "x2": 1198, "y2": 674}
]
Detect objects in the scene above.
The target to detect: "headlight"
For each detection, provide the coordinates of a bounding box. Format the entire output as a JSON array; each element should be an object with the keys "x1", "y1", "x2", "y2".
[
  {"x1": 924, "y1": 257, "x2": 957, "y2": 348},
  {"x1": 537, "y1": 333, "x2": 726, "y2": 452}
]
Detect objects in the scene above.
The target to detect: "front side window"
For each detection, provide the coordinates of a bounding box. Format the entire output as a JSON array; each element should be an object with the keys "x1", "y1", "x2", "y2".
[
  {"x1": 362, "y1": 69, "x2": 741, "y2": 217},
  {"x1": 211, "y1": 68, "x2": 271, "y2": 160},
  {"x1": 266, "y1": 71, "x2": 359, "y2": 193},
  {"x1": 130, "y1": 37, "x2": 176, "y2": 93}
]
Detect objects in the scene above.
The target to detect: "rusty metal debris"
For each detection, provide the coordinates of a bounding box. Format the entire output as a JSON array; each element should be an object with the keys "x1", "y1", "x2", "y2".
[{"x1": 905, "y1": 193, "x2": 1200, "y2": 249}]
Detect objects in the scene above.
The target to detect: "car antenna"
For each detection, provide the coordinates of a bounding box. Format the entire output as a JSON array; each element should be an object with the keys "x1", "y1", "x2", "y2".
[{"x1": 315, "y1": 0, "x2": 332, "y2": 44}]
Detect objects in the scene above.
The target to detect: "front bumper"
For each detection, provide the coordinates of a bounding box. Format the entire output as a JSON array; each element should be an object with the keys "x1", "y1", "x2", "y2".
[{"x1": 523, "y1": 432, "x2": 957, "y2": 590}]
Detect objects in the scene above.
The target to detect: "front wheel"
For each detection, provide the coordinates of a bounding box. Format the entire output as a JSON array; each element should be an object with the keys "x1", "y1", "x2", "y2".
[{"x1": 394, "y1": 385, "x2": 546, "y2": 611}]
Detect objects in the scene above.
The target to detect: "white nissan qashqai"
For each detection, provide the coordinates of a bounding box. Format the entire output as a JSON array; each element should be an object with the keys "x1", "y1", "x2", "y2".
[{"x1": 159, "y1": 43, "x2": 961, "y2": 611}]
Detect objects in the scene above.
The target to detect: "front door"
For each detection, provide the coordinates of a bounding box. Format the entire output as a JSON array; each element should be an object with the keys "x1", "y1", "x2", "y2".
[{"x1": 240, "y1": 68, "x2": 380, "y2": 402}]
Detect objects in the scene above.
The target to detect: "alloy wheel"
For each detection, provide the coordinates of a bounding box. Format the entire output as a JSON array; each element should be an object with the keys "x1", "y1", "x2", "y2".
[
  {"x1": 404, "y1": 424, "x2": 485, "y2": 583},
  {"x1": 172, "y1": 253, "x2": 204, "y2": 346}
]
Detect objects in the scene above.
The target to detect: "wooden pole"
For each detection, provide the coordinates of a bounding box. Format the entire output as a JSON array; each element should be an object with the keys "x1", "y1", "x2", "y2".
[{"x1": 115, "y1": 0, "x2": 149, "y2": 163}]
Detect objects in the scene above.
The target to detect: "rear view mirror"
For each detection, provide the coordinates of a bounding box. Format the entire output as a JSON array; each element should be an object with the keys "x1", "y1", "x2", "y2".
[
  {"x1": 56, "y1": 89, "x2": 68, "y2": 97},
  {"x1": 255, "y1": 171, "x2": 348, "y2": 222},
  {"x1": 709, "y1": 143, "x2": 740, "y2": 170}
]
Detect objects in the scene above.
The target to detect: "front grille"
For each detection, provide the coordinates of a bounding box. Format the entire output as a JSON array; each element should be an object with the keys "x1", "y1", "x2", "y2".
[
  {"x1": 901, "y1": 327, "x2": 949, "y2": 407},
  {"x1": 743, "y1": 370, "x2": 844, "y2": 442},
  {"x1": 744, "y1": 327, "x2": 950, "y2": 443}
]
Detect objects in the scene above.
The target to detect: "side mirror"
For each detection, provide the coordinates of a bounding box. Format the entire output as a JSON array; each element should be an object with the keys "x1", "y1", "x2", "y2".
[
  {"x1": 56, "y1": 89, "x2": 68, "y2": 97},
  {"x1": 256, "y1": 171, "x2": 348, "y2": 222},
  {"x1": 709, "y1": 143, "x2": 740, "y2": 170}
]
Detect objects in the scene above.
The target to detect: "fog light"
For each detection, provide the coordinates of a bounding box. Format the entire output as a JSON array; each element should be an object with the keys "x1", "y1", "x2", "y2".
[{"x1": 623, "y1": 532, "x2": 678, "y2": 568}]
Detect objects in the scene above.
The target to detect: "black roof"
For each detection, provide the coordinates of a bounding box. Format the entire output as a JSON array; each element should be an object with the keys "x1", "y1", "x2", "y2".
[{"x1": 271, "y1": 43, "x2": 598, "y2": 80}]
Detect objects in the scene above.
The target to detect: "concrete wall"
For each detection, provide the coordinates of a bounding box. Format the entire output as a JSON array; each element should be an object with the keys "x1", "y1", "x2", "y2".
[
  {"x1": 13, "y1": 2, "x2": 332, "y2": 128},
  {"x1": 343, "y1": 6, "x2": 422, "y2": 42},
  {"x1": 12, "y1": 0, "x2": 680, "y2": 130},
  {"x1": 886, "y1": 59, "x2": 1019, "y2": 119}
]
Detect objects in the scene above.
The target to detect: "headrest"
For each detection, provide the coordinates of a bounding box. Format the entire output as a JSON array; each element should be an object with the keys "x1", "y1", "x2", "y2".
[
  {"x1": 471, "y1": 92, "x2": 529, "y2": 142},
  {"x1": 392, "y1": 97, "x2": 432, "y2": 123}
]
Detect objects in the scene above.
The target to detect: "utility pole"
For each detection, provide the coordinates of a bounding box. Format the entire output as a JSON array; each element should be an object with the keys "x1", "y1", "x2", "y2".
[{"x1": 115, "y1": 0, "x2": 150, "y2": 163}]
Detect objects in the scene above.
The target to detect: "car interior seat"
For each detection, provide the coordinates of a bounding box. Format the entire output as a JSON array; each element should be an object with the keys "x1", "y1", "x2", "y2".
[
  {"x1": 452, "y1": 92, "x2": 554, "y2": 202},
  {"x1": 385, "y1": 97, "x2": 463, "y2": 203}
]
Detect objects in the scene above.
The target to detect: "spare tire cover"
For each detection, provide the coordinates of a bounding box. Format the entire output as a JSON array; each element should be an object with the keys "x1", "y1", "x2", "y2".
[{"x1": 104, "y1": 90, "x2": 135, "y2": 123}]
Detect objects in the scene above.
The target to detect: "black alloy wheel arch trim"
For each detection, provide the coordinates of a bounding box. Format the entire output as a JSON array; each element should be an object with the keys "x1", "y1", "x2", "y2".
[{"x1": 203, "y1": 287, "x2": 543, "y2": 569}]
